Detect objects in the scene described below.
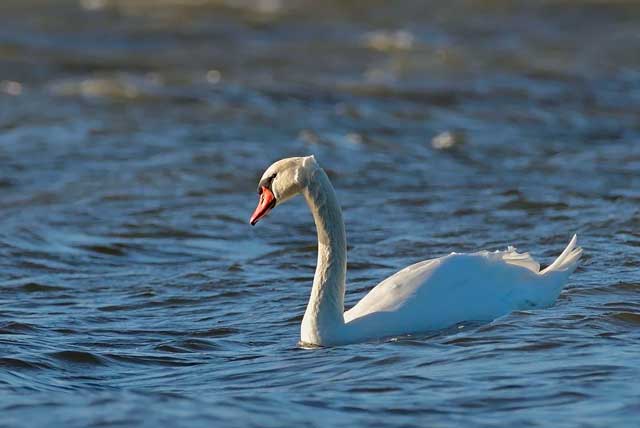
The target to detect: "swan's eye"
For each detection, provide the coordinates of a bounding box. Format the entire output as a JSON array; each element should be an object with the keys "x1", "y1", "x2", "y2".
[
  {"x1": 257, "y1": 173, "x2": 277, "y2": 194},
  {"x1": 265, "y1": 173, "x2": 277, "y2": 187}
]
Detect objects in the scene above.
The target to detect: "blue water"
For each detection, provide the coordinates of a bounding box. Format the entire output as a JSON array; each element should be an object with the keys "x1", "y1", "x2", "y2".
[{"x1": 1, "y1": 1, "x2": 639, "y2": 427}]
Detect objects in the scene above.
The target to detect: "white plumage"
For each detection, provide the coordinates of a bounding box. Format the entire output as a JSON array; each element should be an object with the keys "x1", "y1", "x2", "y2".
[{"x1": 250, "y1": 156, "x2": 582, "y2": 346}]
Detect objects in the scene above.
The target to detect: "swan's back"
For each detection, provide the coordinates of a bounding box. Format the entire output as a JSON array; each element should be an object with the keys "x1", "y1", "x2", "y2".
[{"x1": 342, "y1": 239, "x2": 581, "y2": 343}]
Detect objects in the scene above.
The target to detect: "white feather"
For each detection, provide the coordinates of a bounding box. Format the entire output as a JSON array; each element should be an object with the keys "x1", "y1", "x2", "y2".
[{"x1": 254, "y1": 157, "x2": 583, "y2": 346}]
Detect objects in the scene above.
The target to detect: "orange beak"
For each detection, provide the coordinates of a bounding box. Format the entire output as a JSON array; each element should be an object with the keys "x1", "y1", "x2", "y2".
[{"x1": 250, "y1": 186, "x2": 276, "y2": 226}]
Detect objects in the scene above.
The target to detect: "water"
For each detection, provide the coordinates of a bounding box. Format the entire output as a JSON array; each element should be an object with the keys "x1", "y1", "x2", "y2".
[{"x1": 1, "y1": 1, "x2": 639, "y2": 426}]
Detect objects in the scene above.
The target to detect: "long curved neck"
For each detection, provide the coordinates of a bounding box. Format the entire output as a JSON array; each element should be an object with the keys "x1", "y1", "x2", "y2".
[{"x1": 300, "y1": 167, "x2": 346, "y2": 344}]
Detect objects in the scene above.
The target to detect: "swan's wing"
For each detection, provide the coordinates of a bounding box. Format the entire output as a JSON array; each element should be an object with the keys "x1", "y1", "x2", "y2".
[
  {"x1": 500, "y1": 246, "x2": 540, "y2": 272},
  {"x1": 344, "y1": 257, "x2": 443, "y2": 322},
  {"x1": 341, "y1": 238, "x2": 580, "y2": 342},
  {"x1": 343, "y1": 249, "x2": 562, "y2": 327}
]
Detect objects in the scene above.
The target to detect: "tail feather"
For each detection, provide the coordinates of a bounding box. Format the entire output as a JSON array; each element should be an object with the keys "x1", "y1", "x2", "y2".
[{"x1": 540, "y1": 234, "x2": 582, "y2": 275}]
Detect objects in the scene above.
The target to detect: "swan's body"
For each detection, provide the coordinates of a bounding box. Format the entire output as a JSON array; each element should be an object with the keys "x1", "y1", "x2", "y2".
[{"x1": 250, "y1": 156, "x2": 582, "y2": 346}]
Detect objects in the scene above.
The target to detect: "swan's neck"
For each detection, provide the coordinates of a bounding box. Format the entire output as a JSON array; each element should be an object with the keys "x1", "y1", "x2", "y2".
[{"x1": 300, "y1": 168, "x2": 346, "y2": 344}]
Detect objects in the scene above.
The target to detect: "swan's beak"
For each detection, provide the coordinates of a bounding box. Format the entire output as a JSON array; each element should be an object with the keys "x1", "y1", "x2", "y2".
[{"x1": 250, "y1": 186, "x2": 276, "y2": 226}]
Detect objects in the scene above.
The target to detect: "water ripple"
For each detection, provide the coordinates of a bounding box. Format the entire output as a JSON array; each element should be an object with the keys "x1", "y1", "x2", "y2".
[{"x1": 1, "y1": 1, "x2": 639, "y2": 427}]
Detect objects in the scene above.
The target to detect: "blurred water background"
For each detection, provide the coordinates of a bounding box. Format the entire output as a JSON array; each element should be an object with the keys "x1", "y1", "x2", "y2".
[{"x1": 1, "y1": 1, "x2": 639, "y2": 426}]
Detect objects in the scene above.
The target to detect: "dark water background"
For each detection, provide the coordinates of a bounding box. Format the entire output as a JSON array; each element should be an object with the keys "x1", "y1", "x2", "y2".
[{"x1": 1, "y1": 1, "x2": 640, "y2": 426}]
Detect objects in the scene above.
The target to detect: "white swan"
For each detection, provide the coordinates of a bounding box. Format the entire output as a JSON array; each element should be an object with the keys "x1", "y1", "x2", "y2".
[{"x1": 250, "y1": 156, "x2": 582, "y2": 346}]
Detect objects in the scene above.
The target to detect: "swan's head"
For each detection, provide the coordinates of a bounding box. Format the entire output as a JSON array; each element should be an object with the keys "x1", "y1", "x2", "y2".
[{"x1": 250, "y1": 155, "x2": 318, "y2": 225}]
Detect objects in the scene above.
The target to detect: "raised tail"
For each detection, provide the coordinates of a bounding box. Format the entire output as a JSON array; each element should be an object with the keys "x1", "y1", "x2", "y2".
[{"x1": 540, "y1": 234, "x2": 582, "y2": 275}]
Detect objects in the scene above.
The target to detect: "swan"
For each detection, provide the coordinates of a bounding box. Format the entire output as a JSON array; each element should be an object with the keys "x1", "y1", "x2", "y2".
[{"x1": 249, "y1": 156, "x2": 582, "y2": 346}]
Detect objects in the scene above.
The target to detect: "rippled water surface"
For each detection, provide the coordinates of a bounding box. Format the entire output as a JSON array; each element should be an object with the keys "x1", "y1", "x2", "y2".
[{"x1": 1, "y1": 1, "x2": 640, "y2": 426}]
